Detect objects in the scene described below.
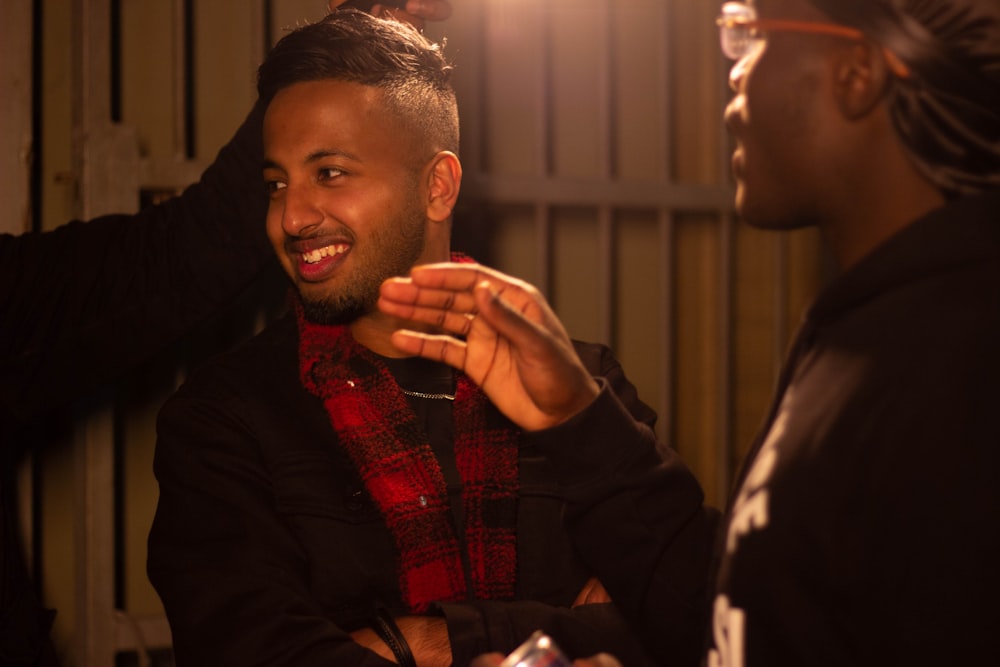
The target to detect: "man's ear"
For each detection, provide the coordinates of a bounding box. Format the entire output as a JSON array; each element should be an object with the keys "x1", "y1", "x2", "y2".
[
  {"x1": 832, "y1": 40, "x2": 891, "y2": 121},
  {"x1": 425, "y1": 151, "x2": 462, "y2": 223}
]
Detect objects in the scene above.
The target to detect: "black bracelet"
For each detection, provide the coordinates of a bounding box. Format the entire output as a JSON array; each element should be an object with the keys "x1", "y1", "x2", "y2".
[{"x1": 371, "y1": 608, "x2": 418, "y2": 667}]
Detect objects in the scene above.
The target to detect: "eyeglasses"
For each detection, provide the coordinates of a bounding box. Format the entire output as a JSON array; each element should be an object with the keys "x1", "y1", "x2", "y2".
[
  {"x1": 716, "y1": 1, "x2": 864, "y2": 61},
  {"x1": 716, "y1": 2, "x2": 910, "y2": 77}
]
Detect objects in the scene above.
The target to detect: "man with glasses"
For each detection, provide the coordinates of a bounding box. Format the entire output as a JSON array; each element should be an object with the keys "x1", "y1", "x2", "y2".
[{"x1": 378, "y1": 0, "x2": 1000, "y2": 664}]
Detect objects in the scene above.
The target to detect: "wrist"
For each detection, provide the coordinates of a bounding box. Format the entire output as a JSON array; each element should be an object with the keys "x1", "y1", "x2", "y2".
[{"x1": 372, "y1": 609, "x2": 417, "y2": 667}]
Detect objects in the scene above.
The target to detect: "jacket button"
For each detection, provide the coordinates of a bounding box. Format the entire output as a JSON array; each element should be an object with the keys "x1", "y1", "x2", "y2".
[{"x1": 345, "y1": 487, "x2": 365, "y2": 512}]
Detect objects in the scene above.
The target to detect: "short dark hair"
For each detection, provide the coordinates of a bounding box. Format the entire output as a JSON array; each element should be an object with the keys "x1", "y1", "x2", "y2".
[{"x1": 257, "y1": 9, "x2": 459, "y2": 157}]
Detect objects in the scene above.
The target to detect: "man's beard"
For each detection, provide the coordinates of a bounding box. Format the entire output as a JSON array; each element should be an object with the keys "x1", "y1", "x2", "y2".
[
  {"x1": 298, "y1": 201, "x2": 427, "y2": 326},
  {"x1": 300, "y1": 292, "x2": 370, "y2": 326}
]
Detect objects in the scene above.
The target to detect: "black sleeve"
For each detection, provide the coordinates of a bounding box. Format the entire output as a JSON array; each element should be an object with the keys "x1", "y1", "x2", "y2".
[
  {"x1": 528, "y1": 359, "x2": 721, "y2": 667},
  {"x1": 147, "y1": 373, "x2": 397, "y2": 667},
  {"x1": 435, "y1": 343, "x2": 671, "y2": 667},
  {"x1": 0, "y1": 98, "x2": 274, "y2": 426}
]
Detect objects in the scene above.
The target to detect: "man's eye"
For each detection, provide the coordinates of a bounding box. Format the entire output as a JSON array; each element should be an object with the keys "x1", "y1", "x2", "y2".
[
  {"x1": 264, "y1": 180, "x2": 286, "y2": 195},
  {"x1": 319, "y1": 167, "x2": 345, "y2": 181}
]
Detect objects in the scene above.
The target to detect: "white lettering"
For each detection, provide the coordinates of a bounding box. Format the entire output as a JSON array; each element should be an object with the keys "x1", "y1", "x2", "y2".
[
  {"x1": 708, "y1": 595, "x2": 745, "y2": 667},
  {"x1": 724, "y1": 406, "x2": 788, "y2": 553},
  {"x1": 725, "y1": 480, "x2": 770, "y2": 553}
]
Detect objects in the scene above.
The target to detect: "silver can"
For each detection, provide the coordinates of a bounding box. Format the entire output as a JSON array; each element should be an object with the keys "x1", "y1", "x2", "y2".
[{"x1": 499, "y1": 631, "x2": 572, "y2": 667}]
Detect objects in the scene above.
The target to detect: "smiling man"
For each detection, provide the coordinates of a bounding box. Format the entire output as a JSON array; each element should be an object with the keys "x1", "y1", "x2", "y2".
[
  {"x1": 146, "y1": 10, "x2": 660, "y2": 667},
  {"x1": 261, "y1": 76, "x2": 451, "y2": 345}
]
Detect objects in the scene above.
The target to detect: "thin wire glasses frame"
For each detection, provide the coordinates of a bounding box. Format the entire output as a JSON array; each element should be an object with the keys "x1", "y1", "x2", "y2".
[{"x1": 716, "y1": 1, "x2": 910, "y2": 77}]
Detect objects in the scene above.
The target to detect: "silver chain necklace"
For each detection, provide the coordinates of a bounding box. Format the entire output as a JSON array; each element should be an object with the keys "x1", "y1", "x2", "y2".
[{"x1": 400, "y1": 388, "x2": 456, "y2": 401}]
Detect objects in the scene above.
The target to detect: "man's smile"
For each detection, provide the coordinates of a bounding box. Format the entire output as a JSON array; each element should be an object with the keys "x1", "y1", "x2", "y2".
[
  {"x1": 287, "y1": 239, "x2": 353, "y2": 282},
  {"x1": 302, "y1": 243, "x2": 349, "y2": 264}
]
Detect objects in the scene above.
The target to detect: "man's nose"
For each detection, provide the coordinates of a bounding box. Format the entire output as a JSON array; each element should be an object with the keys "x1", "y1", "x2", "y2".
[{"x1": 281, "y1": 186, "x2": 324, "y2": 236}]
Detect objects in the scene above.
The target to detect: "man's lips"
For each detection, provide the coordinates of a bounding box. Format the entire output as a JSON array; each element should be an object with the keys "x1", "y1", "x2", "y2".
[
  {"x1": 302, "y1": 243, "x2": 349, "y2": 265},
  {"x1": 286, "y1": 241, "x2": 352, "y2": 282}
]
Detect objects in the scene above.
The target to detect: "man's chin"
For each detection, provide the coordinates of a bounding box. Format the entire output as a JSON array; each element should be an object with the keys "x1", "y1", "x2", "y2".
[
  {"x1": 732, "y1": 188, "x2": 765, "y2": 228},
  {"x1": 300, "y1": 296, "x2": 370, "y2": 326},
  {"x1": 734, "y1": 186, "x2": 778, "y2": 229},
  {"x1": 737, "y1": 201, "x2": 817, "y2": 231}
]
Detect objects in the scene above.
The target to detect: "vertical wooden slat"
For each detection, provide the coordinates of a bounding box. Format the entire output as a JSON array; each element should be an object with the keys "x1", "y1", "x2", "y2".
[
  {"x1": 249, "y1": 0, "x2": 267, "y2": 70},
  {"x1": 534, "y1": 0, "x2": 553, "y2": 299},
  {"x1": 598, "y1": 207, "x2": 615, "y2": 347},
  {"x1": 74, "y1": 403, "x2": 117, "y2": 667},
  {"x1": 172, "y1": 0, "x2": 188, "y2": 159},
  {"x1": 463, "y1": 1, "x2": 488, "y2": 176},
  {"x1": 657, "y1": 0, "x2": 675, "y2": 443},
  {"x1": 0, "y1": 0, "x2": 33, "y2": 236},
  {"x1": 71, "y1": 4, "x2": 115, "y2": 665},
  {"x1": 659, "y1": 209, "x2": 676, "y2": 442},
  {"x1": 597, "y1": 0, "x2": 615, "y2": 348},
  {"x1": 71, "y1": 0, "x2": 141, "y2": 663},
  {"x1": 71, "y1": 0, "x2": 140, "y2": 218},
  {"x1": 534, "y1": 205, "x2": 552, "y2": 299},
  {"x1": 2, "y1": 0, "x2": 37, "y2": 601}
]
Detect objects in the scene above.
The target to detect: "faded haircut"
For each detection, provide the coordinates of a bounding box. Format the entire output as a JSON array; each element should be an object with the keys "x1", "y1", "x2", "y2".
[
  {"x1": 806, "y1": 0, "x2": 1000, "y2": 195},
  {"x1": 257, "y1": 9, "x2": 459, "y2": 159}
]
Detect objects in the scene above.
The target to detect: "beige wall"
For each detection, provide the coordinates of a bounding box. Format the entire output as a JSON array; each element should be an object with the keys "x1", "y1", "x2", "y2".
[
  {"x1": 6, "y1": 0, "x2": 826, "y2": 663},
  {"x1": 444, "y1": 1, "x2": 824, "y2": 502}
]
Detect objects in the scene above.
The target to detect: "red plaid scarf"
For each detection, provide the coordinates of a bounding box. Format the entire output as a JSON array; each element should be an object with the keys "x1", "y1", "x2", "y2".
[{"x1": 296, "y1": 301, "x2": 519, "y2": 612}]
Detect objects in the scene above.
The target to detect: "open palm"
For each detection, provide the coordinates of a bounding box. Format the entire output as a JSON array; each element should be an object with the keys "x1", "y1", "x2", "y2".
[{"x1": 378, "y1": 264, "x2": 599, "y2": 431}]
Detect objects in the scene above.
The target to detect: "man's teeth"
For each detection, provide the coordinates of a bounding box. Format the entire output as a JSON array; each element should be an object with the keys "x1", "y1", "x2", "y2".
[{"x1": 302, "y1": 244, "x2": 348, "y2": 264}]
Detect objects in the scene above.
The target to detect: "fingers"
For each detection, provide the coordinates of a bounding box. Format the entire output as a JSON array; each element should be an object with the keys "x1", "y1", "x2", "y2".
[
  {"x1": 471, "y1": 281, "x2": 554, "y2": 358},
  {"x1": 380, "y1": 277, "x2": 479, "y2": 316},
  {"x1": 408, "y1": 263, "x2": 532, "y2": 295},
  {"x1": 473, "y1": 281, "x2": 602, "y2": 425},
  {"x1": 390, "y1": 330, "x2": 469, "y2": 371},
  {"x1": 383, "y1": 275, "x2": 550, "y2": 356},
  {"x1": 378, "y1": 282, "x2": 480, "y2": 338},
  {"x1": 404, "y1": 0, "x2": 452, "y2": 21},
  {"x1": 381, "y1": 266, "x2": 570, "y2": 367},
  {"x1": 382, "y1": 263, "x2": 550, "y2": 334}
]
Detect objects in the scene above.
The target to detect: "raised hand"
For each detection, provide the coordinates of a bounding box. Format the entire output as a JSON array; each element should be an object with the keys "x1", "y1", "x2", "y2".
[{"x1": 378, "y1": 263, "x2": 600, "y2": 431}]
